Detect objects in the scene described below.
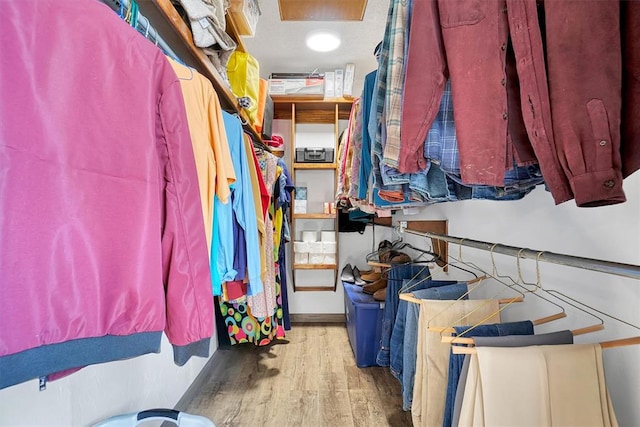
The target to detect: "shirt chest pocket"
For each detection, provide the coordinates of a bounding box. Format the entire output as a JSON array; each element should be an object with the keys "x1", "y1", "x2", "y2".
[{"x1": 438, "y1": 0, "x2": 486, "y2": 27}]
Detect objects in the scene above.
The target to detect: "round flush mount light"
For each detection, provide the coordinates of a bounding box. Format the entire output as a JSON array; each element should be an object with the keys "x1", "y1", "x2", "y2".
[{"x1": 305, "y1": 31, "x2": 341, "y2": 52}]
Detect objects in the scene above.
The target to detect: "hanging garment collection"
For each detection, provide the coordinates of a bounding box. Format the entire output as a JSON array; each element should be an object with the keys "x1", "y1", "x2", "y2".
[
  {"x1": 359, "y1": 228, "x2": 640, "y2": 427},
  {"x1": 336, "y1": 0, "x2": 640, "y2": 212},
  {"x1": 0, "y1": 0, "x2": 291, "y2": 390}
]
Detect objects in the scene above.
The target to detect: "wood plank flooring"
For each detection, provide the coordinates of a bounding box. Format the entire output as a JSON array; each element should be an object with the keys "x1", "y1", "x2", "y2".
[{"x1": 180, "y1": 323, "x2": 412, "y2": 427}]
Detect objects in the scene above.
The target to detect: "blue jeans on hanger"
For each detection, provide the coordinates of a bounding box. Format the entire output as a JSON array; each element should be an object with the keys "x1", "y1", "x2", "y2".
[
  {"x1": 375, "y1": 264, "x2": 433, "y2": 367},
  {"x1": 442, "y1": 321, "x2": 535, "y2": 427},
  {"x1": 390, "y1": 281, "x2": 464, "y2": 381},
  {"x1": 399, "y1": 283, "x2": 470, "y2": 411}
]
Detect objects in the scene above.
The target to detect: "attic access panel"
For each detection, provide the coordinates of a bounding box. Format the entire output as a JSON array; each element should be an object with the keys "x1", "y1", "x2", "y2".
[{"x1": 278, "y1": 0, "x2": 368, "y2": 21}]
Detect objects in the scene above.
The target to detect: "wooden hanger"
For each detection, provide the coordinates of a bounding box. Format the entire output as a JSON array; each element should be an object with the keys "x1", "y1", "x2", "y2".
[{"x1": 450, "y1": 335, "x2": 640, "y2": 354}]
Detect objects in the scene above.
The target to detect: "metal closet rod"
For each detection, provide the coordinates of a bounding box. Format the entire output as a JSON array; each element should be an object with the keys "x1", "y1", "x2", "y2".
[
  {"x1": 100, "y1": 0, "x2": 179, "y2": 60},
  {"x1": 402, "y1": 229, "x2": 640, "y2": 280}
]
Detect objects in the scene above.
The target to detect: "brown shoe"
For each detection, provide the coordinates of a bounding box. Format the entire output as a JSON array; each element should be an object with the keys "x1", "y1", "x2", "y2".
[
  {"x1": 362, "y1": 277, "x2": 387, "y2": 295},
  {"x1": 390, "y1": 252, "x2": 412, "y2": 264},
  {"x1": 360, "y1": 271, "x2": 382, "y2": 282},
  {"x1": 373, "y1": 287, "x2": 387, "y2": 301}
]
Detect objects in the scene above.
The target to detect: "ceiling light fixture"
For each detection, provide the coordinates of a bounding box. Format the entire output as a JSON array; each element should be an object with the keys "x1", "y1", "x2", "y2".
[{"x1": 305, "y1": 31, "x2": 341, "y2": 52}]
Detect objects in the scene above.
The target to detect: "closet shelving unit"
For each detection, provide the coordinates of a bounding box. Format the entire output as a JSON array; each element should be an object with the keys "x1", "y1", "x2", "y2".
[
  {"x1": 135, "y1": 0, "x2": 262, "y2": 141},
  {"x1": 273, "y1": 96, "x2": 353, "y2": 291}
]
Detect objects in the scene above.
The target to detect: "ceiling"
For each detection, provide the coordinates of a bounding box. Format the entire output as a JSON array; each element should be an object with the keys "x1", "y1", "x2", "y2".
[{"x1": 242, "y1": 0, "x2": 388, "y2": 96}]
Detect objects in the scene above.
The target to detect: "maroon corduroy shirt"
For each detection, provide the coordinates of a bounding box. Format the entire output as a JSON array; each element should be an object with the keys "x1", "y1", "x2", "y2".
[{"x1": 400, "y1": 0, "x2": 636, "y2": 207}]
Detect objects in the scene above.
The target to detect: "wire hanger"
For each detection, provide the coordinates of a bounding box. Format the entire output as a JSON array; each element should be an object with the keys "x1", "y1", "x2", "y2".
[
  {"x1": 447, "y1": 250, "x2": 640, "y2": 351},
  {"x1": 440, "y1": 249, "x2": 568, "y2": 343},
  {"x1": 427, "y1": 243, "x2": 571, "y2": 335}
]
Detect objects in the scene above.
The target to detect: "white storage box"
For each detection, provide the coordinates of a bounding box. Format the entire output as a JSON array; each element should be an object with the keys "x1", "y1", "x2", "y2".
[
  {"x1": 323, "y1": 254, "x2": 336, "y2": 265},
  {"x1": 322, "y1": 241, "x2": 337, "y2": 253},
  {"x1": 268, "y1": 78, "x2": 324, "y2": 96},
  {"x1": 294, "y1": 252, "x2": 309, "y2": 264},
  {"x1": 293, "y1": 241, "x2": 310, "y2": 252},
  {"x1": 308, "y1": 241, "x2": 323, "y2": 253},
  {"x1": 302, "y1": 231, "x2": 317, "y2": 242},
  {"x1": 320, "y1": 231, "x2": 336, "y2": 242},
  {"x1": 309, "y1": 252, "x2": 324, "y2": 264},
  {"x1": 228, "y1": 0, "x2": 260, "y2": 37}
]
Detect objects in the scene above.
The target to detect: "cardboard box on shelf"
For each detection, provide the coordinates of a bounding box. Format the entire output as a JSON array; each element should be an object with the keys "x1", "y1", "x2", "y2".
[
  {"x1": 268, "y1": 78, "x2": 324, "y2": 96},
  {"x1": 228, "y1": 0, "x2": 261, "y2": 37}
]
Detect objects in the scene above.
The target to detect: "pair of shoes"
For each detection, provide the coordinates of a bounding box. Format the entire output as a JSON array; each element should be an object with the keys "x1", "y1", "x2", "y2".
[
  {"x1": 373, "y1": 287, "x2": 387, "y2": 302},
  {"x1": 361, "y1": 271, "x2": 381, "y2": 282},
  {"x1": 390, "y1": 252, "x2": 412, "y2": 264},
  {"x1": 363, "y1": 277, "x2": 387, "y2": 295},
  {"x1": 353, "y1": 267, "x2": 366, "y2": 286},
  {"x1": 340, "y1": 264, "x2": 354, "y2": 282}
]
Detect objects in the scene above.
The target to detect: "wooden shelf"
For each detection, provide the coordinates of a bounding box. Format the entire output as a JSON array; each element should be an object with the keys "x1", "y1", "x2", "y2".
[
  {"x1": 293, "y1": 163, "x2": 337, "y2": 170},
  {"x1": 137, "y1": 0, "x2": 261, "y2": 141},
  {"x1": 224, "y1": 14, "x2": 246, "y2": 52},
  {"x1": 272, "y1": 97, "x2": 354, "y2": 121},
  {"x1": 293, "y1": 264, "x2": 337, "y2": 270},
  {"x1": 291, "y1": 286, "x2": 338, "y2": 292},
  {"x1": 293, "y1": 213, "x2": 336, "y2": 219}
]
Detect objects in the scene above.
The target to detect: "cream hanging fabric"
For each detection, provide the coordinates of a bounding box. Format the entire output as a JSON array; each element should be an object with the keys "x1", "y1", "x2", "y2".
[{"x1": 458, "y1": 344, "x2": 618, "y2": 427}]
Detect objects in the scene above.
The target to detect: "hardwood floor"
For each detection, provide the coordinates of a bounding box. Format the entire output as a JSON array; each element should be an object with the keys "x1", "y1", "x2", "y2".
[{"x1": 179, "y1": 323, "x2": 412, "y2": 427}]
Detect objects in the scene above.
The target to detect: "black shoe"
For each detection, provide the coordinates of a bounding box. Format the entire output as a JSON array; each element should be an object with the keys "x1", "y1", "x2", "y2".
[
  {"x1": 353, "y1": 266, "x2": 366, "y2": 286},
  {"x1": 340, "y1": 263, "x2": 355, "y2": 283}
]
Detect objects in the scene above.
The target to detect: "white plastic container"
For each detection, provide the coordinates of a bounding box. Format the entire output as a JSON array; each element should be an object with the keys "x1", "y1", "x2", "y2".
[
  {"x1": 322, "y1": 241, "x2": 337, "y2": 253},
  {"x1": 323, "y1": 253, "x2": 336, "y2": 265},
  {"x1": 302, "y1": 231, "x2": 317, "y2": 242},
  {"x1": 294, "y1": 252, "x2": 309, "y2": 264},
  {"x1": 293, "y1": 241, "x2": 310, "y2": 252},
  {"x1": 309, "y1": 252, "x2": 325, "y2": 264},
  {"x1": 308, "y1": 241, "x2": 323, "y2": 253},
  {"x1": 320, "y1": 231, "x2": 336, "y2": 242}
]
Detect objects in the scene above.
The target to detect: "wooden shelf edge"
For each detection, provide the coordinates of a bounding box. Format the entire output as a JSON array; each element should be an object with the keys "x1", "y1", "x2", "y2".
[
  {"x1": 224, "y1": 14, "x2": 246, "y2": 52},
  {"x1": 292, "y1": 286, "x2": 338, "y2": 292},
  {"x1": 293, "y1": 264, "x2": 337, "y2": 270},
  {"x1": 293, "y1": 163, "x2": 337, "y2": 169},
  {"x1": 293, "y1": 213, "x2": 336, "y2": 219},
  {"x1": 142, "y1": 0, "x2": 261, "y2": 142},
  {"x1": 271, "y1": 96, "x2": 354, "y2": 104}
]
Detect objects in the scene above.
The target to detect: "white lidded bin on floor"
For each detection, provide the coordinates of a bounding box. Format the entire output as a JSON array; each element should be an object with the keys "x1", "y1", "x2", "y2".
[{"x1": 94, "y1": 409, "x2": 215, "y2": 427}]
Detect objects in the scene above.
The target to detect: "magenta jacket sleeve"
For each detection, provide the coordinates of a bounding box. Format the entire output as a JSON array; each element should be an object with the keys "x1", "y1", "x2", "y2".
[{"x1": 157, "y1": 74, "x2": 214, "y2": 351}]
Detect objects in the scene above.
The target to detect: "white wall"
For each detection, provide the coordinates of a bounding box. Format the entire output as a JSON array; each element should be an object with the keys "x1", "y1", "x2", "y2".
[{"x1": 0, "y1": 332, "x2": 217, "y2": 426}]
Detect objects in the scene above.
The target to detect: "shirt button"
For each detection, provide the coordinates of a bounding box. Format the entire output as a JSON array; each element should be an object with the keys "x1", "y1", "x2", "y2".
[
  {"x1": 599, "y1": 140, "x2": 607, "y2": 146},
  {"x1": 502, "y1": 6, "x2": 508, "y2": 13},
  {"x1": 501, "y1": 44, "x2": 507, "y2": 51},
  {"x1": 502, "y1": 112, "x2": 508, "y2": 120},
  {"x1": 604, "y1": 180, "x2": 615, "y2": 188},
  {"x1": 501, "y1": 79, "x2": 506, "y2": 86}
]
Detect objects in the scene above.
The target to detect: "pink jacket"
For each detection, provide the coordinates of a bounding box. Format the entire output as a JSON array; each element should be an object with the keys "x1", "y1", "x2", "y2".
[{"x1": 0, "y1": 0, "x2": 213, "y2": 387}]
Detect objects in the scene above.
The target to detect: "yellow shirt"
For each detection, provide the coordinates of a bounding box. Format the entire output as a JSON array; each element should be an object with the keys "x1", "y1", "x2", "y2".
[{"x1": 168, "y1": 57, "x2": 236, "y2": 251}]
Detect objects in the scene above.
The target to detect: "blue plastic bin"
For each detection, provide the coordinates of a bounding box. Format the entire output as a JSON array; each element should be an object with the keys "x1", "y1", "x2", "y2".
[{"x1": 343, "y1": 283, "x2": 384, "y2": 367}]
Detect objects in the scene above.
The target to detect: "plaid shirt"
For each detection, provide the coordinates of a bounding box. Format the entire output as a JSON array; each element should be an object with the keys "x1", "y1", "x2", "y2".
[{"x1": 381, "y1": 0, "x2": 410, "y2": 168}]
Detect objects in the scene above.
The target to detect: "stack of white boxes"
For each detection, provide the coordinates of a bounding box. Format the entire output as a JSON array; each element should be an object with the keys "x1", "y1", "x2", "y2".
[
  {"x1": 293, "y1": 241, "x2": 309, "y2": 264},
  {"x1": 320, "y1": 231, "x2": 336, "y2": 264},
  {"x1": 294, "y1": 231, "x2": 336, "y2": 265}
]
